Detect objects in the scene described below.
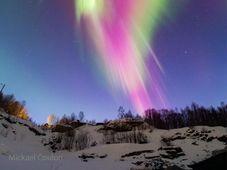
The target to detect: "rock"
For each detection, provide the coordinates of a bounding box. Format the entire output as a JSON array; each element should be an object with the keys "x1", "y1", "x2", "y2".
[
  {"x1": 206, "y1": 136, "x2": 215, "y2": 142},
  {"x1": 171, "y1": 135, "x2": 186, "y2": 141},
  {"x1": 69, "y1": 121, "x2": 85, "y2": 129},
  {"x1": 193, "y1": 132, "x2": 200, "y2": 137},
  {"x1": 199, "y1": 133, "x2": 204, "y2": 137},
  {"x1": 186, "y1": 128, "x2": 195, "y2": 134},
  {"x1": 23, "y1": 123, "x2": 29, "y2": 127},
  {"x1": 50, "y1": 144, "x2": 57, "y2": 150},
  {"x1": 105, "y1": 122, "x2": 132, "y2": 131},
  {"x1": 160, "y1": 152, "x2": 185, "y2": 159},
  {"x1": 159, "y1": 146, "x2": 185, "y2": 159},
  {"x1": 104, "y1": 118, "x2": 144, "y2": 132},
  {"x1": 200, "y1": 136, "x2": 207, "y2": 141},
  {"x1": 28, "y1": 126, "x2": 46, "y2": 136},
  {"x1": 99, "y1": 154, "x2": 107, "y2": 158},
  {"x1": 90, "y1": 141, "x2": 97, "y2": 147},
  {"x1": 121, "y1": 150, "x2": 154, "y2": 158},
  {"x1": 1, "y1": 123, "x2": 8, "y2": 129},
  {"x1": 52, "y1": 124, "x2": 73, "y2": 133},
  {"x1": 5, "y1": 116, "x2": 16, "y2": 124},
  {"x1": 79, "y1": 153, "x2": 95, "y2": 159},
  {"x1": 161, "y1": 137, "x2": 172, "y2": 146},
  {"x1": 132, "y1": 161, "x2": 144, "y2": 166},
  {"x1": 41, "y1": 123, "x2": 53, "y2": 130},
  {"x1": 192, "y1": 141, "x2": 199, "y2": 145},
  {"x1": 144, "y1": 158, "x2": 166, "y2": 169},
  {"x1": 79, "y1": 153, "x2": 108, "y2": 160},
  {"x1": 217, "y1": 135, "x2": 227, "y2": 143},
  {"x1": 144, "y1": 155, "x2": 160, "y2": 159}
]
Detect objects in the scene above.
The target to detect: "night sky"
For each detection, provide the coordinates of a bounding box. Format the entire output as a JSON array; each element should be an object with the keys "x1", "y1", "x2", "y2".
[{"x1": 0, "y1": 0, "x2": 226, "y2": 123}]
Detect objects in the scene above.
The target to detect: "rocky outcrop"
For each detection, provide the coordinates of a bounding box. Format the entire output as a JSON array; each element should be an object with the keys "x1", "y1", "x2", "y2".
[
  {"x1": 169, "y1": 134, "x2": 186, "y2": 141},
  {"x1": 159, "y1": 146, "x2": 185, "y2": 159},
  {"x1": 166, "y1": 128, "x2": 217, "y2": 143},
  {"x1": 104, "y1": 118, "x2": 144, "y2": 132},
  {"x1": 217, "y1": 135, "x2": 227, "y2": 144},
  {"x1": 28, "y1": 126, "x2": 46, "y2": 136},
  {"x1": 52, "y1": 124, "x2": 73, "y2": 133},
  {"x1": 69, "y1": 121, "x2": 85, "y2": 129}
]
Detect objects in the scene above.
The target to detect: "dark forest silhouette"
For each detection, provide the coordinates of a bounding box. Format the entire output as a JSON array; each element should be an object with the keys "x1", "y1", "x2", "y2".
[
  {"x1": 143, "y1": 102, "x2": 227, "y2": 129},
  {"x1": 0, "y1": 89, "x2": 226, "y2": 129},
  {"x1": 57, "y1": 103, "x2": 227, "y2": 130}
]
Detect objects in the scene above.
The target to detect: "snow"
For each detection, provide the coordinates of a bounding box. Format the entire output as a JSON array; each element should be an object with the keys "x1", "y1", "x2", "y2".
[{"x1": 0, "y1": 111, "x2": 226, "y2": 170}]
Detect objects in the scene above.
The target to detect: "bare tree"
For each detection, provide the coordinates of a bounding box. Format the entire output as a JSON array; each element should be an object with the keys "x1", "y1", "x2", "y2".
[{"x1": 78, "y1": 111, "x2": 84, "y2": 122}]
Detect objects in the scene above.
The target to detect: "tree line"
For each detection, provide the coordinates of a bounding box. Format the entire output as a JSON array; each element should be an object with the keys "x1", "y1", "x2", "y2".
[
  {"x1": 144, "y1": 102, "x2": 227, "y2": 129},
  {"x1": 1, "y1": 88, "x2": 226, "y2": 129},
  {"x1": 57, "y1": 103, "x2": 227, "y2": 129}
]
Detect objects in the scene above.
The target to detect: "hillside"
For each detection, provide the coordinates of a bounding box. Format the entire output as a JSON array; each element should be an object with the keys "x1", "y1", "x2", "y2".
[{"x1": 0, "y1": 111, "x2": 226, "y2": 170}]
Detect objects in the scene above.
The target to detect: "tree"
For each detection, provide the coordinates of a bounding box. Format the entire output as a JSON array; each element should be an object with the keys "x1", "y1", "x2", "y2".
[
  {"x1": 70, "y1": 112, "x2": 76, "y2": 121},
  {"x1": 0, "y1": 93, "x2": 29, "y2": 120},
  {"x1": 59, "y1": 114, "x2": 69, "y2": 125},
  {"x1": 135, "y1": 114, "x2": 142, "y2": 120},
  {"x1": 78, "y1": 111, "x2": 84, "y2": 122},
  {"x1": 118, "y1": 106, "x2": 125, "y2": 119},
  {"x1": 125, "y1": 110, "x2": 133, "y2": 118}
]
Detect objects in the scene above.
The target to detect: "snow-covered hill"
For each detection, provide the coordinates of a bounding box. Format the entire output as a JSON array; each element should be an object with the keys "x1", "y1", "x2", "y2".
[{"x1": 0, "y1": 111, "x2": 226, "y2": 170}]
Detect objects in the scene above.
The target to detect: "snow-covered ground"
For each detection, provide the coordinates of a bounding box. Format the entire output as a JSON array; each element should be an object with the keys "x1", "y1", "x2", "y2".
[{"x1": 0, "y1": 111, "x2": 226, "y2": 170}]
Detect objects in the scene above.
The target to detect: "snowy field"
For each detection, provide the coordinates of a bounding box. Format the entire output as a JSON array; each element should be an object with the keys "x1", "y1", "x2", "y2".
[{"x1": 0, "y1": 111, "x2": 226, "y2": 170}]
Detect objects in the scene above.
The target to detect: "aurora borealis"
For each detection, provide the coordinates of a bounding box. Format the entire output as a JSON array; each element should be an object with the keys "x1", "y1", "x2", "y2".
[
  {"x1": 75, "y1": 0, "x2": 168, "y2": 112},
  {"x1": 0, "y1": 0, "x2": 226, "y2": 122}
]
